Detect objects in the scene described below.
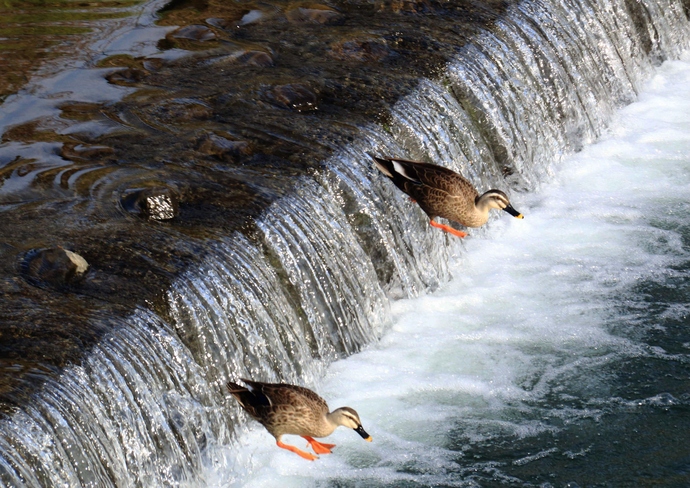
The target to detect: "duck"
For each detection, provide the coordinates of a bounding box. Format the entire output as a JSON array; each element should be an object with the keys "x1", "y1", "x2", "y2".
[
  {"x1": 227, "y1": 379, "x2": 372, "y2": 461},
  {"x1": 372, "y1": 156, "x2": 524, "y2": 238}
]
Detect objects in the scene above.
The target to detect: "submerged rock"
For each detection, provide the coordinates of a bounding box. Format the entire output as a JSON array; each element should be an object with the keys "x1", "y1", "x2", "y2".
[
  {"x1": 59, "y1": 144, "x2": 114, "y2": 161},
  {"x1": 262, "y1": 83, "x2": 319, "y2": 112},
  {"x1": 172, "y1": 24, "x2": 217, "y2": 41},
  {"x1": 105, "y1": 68, "x2": 149, "y2": 86},
  {"x1": 197, "y1": 133, "x2": 252, "y2": 160},
  {"x1": 120, "y1": 187, "x2": 180, "y2": 221},
  {"x1": 236, "y1": 50, "x2": 274, "y2": 67},
  {"x1": 142, "y1": 57, "x2": 166, "y2": 71},
  {"x1": 285, "y1": 6, "x2": 343, "y2": 25},
  {"x1": 210, "y1": 50, "x2": 274, "y2": 67},
  {"x1": 329, "y1": 38, "x2": 391, "y2": 62},
  {"x1": 21, "y1": 248, "x2": 89, "y2": 286},
  {"x1": 206, "y1": 17, "x2": 235, "y2": 29}
]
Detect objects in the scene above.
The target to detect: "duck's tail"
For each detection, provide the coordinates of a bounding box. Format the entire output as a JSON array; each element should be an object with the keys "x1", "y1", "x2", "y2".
[
  {"x1": 226, "y1": 380, "x2": 272, "y2": 413},
  {"x1": 370, "y1": 155, "x2": 423, "y2": 185},
  {"x1": 226, "y1": 381, "x2": 246, "y2": 394},
  {"x1": 371, "y1": 155, "x2": 396, "y2": 178}
]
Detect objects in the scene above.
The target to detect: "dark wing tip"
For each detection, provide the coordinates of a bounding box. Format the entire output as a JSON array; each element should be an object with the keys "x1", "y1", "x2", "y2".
[
  {"x1": 371, "y1": 155, "x2": 394, "y2": 178},
  {"x1": 227, "y1": 381, "x2": 245, "y2": 392}
]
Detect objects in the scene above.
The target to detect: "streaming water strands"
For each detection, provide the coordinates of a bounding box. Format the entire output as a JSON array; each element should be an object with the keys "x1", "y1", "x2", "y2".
[
  {"x1": 257, "y1": 179, "x2": 389, "y2": 357},
  {"x1": 0, "y1": 0, "x2": 689, "y2": 485},
  {"x1": 168, "y1": 234, "x2": 318, "y2": 389},
  {"x1": 445, "y1": 0, "x2": 682, "y2": 185},
  {"x1": 0, "y1": 311, "x2": 225, "y2": 487},
  {"x1": 167, "y1": 212, "x2": 389, "y2": 391},
  {"x1": 389, "y1": 80, "x2": 503, "y2": 192},
  {"x1": 318, "y1": 134, "x2": 454, "y2": 300}
]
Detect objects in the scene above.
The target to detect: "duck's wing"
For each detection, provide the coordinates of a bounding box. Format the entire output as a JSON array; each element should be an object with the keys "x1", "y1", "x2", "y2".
[
  {"x1": 374, "y1": 157, "x2": 478, "y2": 198},
  {"x1": 394, "y1": 159, "x2": 477, "y2": 196},
  {"x1": 240, "y1": 379, "x2": 329, "y2": 411},
  {"x1": 227, "y1": 381, "x2": 272, "y2": 419}
]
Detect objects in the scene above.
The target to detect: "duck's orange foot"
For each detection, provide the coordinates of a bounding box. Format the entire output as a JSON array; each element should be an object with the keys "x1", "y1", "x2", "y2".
[
  {"x1": 429, "y1": 219, "x2": 467, "y2": 238},
  {"x1": 277, "y1": 439, "x2": 319, "y2": 461},
  {"x1": 302, "y1": 436, "x2": 336, "y2": 455}
]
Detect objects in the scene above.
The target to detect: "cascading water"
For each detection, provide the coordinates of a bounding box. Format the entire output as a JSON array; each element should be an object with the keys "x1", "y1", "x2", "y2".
[
  {"x1": 168, "y1": 234, "x2": 320, "y2": 389},
  {"x1": 0, "y1": 0, "x2": 689, "y2": 486},
  {"x1": 256, "y1": 179, "x2": 389, "y2": 357},
  {"x1": 222, "y1": 51, "x2": 690, "y2": 486},
  {"x1": 0, "y1": 310, "x2": 225, "y2": 487}
]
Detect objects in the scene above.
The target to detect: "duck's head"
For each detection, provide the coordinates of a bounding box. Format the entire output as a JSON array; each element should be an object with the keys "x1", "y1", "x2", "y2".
[
  {"x1": 478, "y1": 190, "x2": 524, "y2": 219},
  {"x1": 330, "y1": 407, "x2": 373, "y2": 441}
]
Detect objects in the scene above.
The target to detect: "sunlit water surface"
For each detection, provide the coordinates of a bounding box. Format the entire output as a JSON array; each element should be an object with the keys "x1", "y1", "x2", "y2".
[{"x1": 200, "y1": 53, "x2": 690, "y2": 487}]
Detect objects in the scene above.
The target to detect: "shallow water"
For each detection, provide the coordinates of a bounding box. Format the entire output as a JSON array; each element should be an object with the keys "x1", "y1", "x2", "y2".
[
  {"x1": 207, "y1": 52, "x2": 690, "y2": 487},
  {"x1": 0, "y1": 0, "x2": 169, "y2": 103}
]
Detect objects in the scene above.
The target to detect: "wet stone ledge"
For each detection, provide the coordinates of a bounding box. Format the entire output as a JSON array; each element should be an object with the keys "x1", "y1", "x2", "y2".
[{"x1": 0, "y1": 0, "x2": 513, "y2": 412}]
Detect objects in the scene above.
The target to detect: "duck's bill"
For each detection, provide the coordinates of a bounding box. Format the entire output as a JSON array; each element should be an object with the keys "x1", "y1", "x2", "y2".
[
  {"x1": 355, "y1": 425, "x2": 373, "y2": 442},
  {"x1": 503, "y1": 205, "x2": 524, "y2": 219}
]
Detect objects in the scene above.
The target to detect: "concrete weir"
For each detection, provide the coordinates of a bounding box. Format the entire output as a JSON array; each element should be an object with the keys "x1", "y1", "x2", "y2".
[{"x1": 0, "y1": 0, "x2": 514, "y2": 410}]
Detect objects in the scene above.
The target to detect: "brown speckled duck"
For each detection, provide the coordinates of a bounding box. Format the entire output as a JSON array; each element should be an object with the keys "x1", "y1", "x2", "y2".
[
  {"x1": 372, "y1": 156, "x2": 524, "y2": 238},
  {"x1": 227, "y1": 379, "x2": 372, "y2": 461}
]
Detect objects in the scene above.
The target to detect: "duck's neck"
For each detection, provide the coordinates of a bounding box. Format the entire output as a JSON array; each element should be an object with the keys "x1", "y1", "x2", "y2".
[
  {"x1": 316, "y1": 411, "x2": 340, "y2": 437},
  {"x1": 475, "y1": 192, "x2": 493, "y2": 211},
  {"x1": 466, "y1": 195, "x2": 491, "y2": 227}
]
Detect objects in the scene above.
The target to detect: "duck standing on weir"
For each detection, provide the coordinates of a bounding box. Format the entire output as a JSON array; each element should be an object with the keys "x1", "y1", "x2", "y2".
[
  {"x1": 227, "y1": 379, "x2": 372, "y2": 461},
  {"x1": 372, "y1": 156, "x2": 524, "y2": 238}
]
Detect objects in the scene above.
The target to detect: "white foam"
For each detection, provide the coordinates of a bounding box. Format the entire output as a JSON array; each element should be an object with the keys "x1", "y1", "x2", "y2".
[{"x1": 200, "y1": 54, "x2": 690, "y2": 486}]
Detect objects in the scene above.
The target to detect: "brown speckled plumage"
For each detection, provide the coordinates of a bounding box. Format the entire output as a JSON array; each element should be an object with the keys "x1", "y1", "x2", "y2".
[
  {"x1": 227, "y1": 379, "x2": 372, "y2": 460},
  {"x1": 373, "y1": 156, "x2": 523, "y2": 233}
]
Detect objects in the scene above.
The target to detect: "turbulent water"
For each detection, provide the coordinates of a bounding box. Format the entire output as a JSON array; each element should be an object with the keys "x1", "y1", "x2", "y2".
[
  {"x1": 1, "y1": 0, "x2": 690, "y2": 486},
  {"x1": 211, "y1": 51, "x2": 690, "y2": 488}
]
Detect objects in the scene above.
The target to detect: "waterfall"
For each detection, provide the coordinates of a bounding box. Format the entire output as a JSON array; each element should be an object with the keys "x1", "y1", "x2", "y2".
[
  {"x1": 0, "y1": 0, "x2": 688, "y2": 485},
  {"x1": 0, "y1": 311, "x2": 226, "y2": 486}
]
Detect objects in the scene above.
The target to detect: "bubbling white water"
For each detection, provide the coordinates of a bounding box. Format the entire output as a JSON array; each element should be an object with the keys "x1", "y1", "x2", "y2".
[{"x1": 200, "y1": 53, "x2": 690, "y2": 487}]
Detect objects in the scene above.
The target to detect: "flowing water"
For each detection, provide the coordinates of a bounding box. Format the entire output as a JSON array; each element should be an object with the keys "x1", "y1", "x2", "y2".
[
  {"x1": 1, "y1": 0, "x2": 690, "y2": 486},
  {"x1": 208, "y1": 50, "x2": 690, "y2": 488}
]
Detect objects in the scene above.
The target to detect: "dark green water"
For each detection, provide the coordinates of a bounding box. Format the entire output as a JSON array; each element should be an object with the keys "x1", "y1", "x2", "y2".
[{"x1": 0, "y1": 0, "x2": 139, "y2": 102}]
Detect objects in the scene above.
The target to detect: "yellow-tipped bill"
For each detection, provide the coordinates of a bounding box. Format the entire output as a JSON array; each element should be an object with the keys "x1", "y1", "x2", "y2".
[
  {"x1": 503, "y1": 204, "x2": 524, "y2": 219},
  {"x1": 355, "y1": 425, "x2": 372, "y2": 441}
]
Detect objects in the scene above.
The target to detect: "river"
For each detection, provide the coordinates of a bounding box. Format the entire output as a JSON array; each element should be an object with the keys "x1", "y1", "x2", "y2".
[
  {"x1": 210, "y1": 52, "x2": 690, "y2": 487},
  {"x1": 1, "y1": 0, "x2": 689, "y2": 486}
]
